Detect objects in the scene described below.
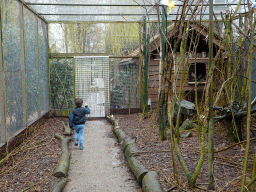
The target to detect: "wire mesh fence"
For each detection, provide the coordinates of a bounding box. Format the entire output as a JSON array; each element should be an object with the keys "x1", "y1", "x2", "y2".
[
  {"x1": 110, "y1": 57, "x2": 140, "y2": 113},
  {"x1": 48, "y1": 22, "x2": 140, "y2": 56},
  {"x1": 49, "y1": 58, "x2": 74, "y2": 115},
  {"x1": 0, "y1": 0, "x2": 49, "y2": 143}
]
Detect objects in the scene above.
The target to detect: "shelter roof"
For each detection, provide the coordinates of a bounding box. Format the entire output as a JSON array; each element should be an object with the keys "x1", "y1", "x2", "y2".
[{"x1": 119, "y1": 22, "x2": 224, "y2": 64}]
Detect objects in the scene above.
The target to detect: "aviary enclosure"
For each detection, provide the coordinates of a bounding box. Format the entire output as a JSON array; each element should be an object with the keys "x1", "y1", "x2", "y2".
[{"x1": 0, "y1": 0, "x2": 256, "y2": 191}]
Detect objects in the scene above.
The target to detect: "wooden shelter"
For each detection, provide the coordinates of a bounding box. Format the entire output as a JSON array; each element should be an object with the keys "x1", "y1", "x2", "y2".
[{"x1": 120, "y1": 22, "x2": 224, "y2": 109}]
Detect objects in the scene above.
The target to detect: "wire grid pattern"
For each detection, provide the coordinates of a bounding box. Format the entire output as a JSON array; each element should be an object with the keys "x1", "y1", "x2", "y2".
[
  {"x1": 2, "y1": 0, "x2": 26, "y2": 138},
  {"x1": 105, "y1": 23, "x2": 140, "y2": 56},
  {"x1": 49, "y1": 58, "x2": 74, "y2": 110},
  {"x1": 0, "y1": 0, "x2": 49, "y2": 142},
  {"x1": 48, "y1": 22, "x2": 140, "y2": 57},
  {"x1": 110, "y1": 58, "x2": 140, "y2": 109},
  {"x1": 39, "y1": 19, "x2": 49, "y2": 115},
  {"x1": 75, "y1": 57, "x2": 110, "y2": 118},
  {"x1": 24, "y1": 7, "x2": 40, "y2": 125},
  {"x1": 22, "y1": 0, "x2": 250, "y2": 22}
]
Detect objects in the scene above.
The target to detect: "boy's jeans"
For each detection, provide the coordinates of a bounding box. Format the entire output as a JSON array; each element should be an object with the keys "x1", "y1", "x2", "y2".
[{"x1": 74, "y1": 124, "x2": 85, "y2": 146}]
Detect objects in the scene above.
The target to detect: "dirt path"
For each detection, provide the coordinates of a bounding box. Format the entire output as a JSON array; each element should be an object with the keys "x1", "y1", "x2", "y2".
[{"x1": 63, "y1": 120, "x2": 142, "y2": 192}]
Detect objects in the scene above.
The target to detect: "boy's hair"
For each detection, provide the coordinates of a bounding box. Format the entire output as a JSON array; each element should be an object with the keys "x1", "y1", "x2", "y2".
[{"x1": 75, "y1": 98, "x2": 83, "y2": 107}]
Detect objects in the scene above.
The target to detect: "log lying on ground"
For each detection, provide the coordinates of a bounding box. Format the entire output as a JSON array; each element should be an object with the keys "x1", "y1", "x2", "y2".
[
  {"x1": 50, "y1": 178, "x2": 68, "y2": 192},
  {"x1": 53, "y1": 134, "x2": 71, "y2": 177},
  {"x1": 62, "y1": 121, "x2": 72, "y2": 136},
  {"x1": 108, "y1": 114, "x2": 162, "y2": 191},
  {"x1": 122, "y1": 137, "x2": 136, "y2": 150},
  {"x1": 127, "y1": 156, "x2": 148, "y2": 185},
  {"x1": 142, "y1": 171, "x2": 163, "y2": 192},
  {"x1": 107, "y1": 115, "x2": 119, "y2": 127},
  {"x1": 114, "y1": 128, "x2": 127, "y2": 142},
  {"x1": 124, "y1": 142, "x2": 139, "y2": 158}
]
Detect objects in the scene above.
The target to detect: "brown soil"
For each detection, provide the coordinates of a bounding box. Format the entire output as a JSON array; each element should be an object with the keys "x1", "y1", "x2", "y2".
[
  {"x1": 0, "y1": 118, "x2": 66, "y2": 192},
  {"x1": 115, "y1": 112, "x2": 256, "y2": 192},
  {"x1": 0, "y1": 114, "x2": 255, "y2": 192}
]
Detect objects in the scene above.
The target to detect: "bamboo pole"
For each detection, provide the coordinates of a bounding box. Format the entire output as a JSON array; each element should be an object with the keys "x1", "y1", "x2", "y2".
[
  {"x1": 240, "y1": 9, "x2": 255, "y2": 191},
  {"x1": 250, "y1": 152, "x2": 256, "y2": 191},
  {"x1": 208, "y1": 0, "x2": 215, "y2": 189}
]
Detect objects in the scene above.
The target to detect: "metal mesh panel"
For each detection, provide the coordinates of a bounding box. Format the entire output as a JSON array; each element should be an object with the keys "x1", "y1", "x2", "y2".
[
  {"x1": 105, "y1": 23, "x2": 140, "y2": 56},
  {"x1": 110, "y1": 58, "x2": 140, "y2": 109},
  {"x1": 44, "y1": 15, "x2": 143, "y2": 22},
  {"x1": 38, "y1": 19, "x2": 49, "y2": 115},
  {"x1": 24, "y1": 0, "x2": 155, "y2": 4},
  {"x1": 29, "y1": 5, "x2": 147, "y2": 15},
  {"x1": 2, "y1": 0, "x2": 26, "y2": 137},
  {"x1": 50, "y1": 58, "x2": 74, "y2": 110},
  {"x1": 22, "y1": 0, "x2": 249, "y2": 22},
  {"x1": 48, "y1": 22, "x2": 140, "y2": 56},
  {"x1": 24, "y1": 7, "x2": 40, "y2": 125},
  {"x1": 75, "y1": 56, "x2": 110, "y2": 118},
  {"x1": 49, "y1": 23, "x2": 106, "y2": 54}
]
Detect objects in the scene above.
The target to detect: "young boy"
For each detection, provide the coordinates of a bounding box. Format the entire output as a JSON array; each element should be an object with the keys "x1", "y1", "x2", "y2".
[{"x1": 69, "y1": 98, "x2": 90, "y2": 150}]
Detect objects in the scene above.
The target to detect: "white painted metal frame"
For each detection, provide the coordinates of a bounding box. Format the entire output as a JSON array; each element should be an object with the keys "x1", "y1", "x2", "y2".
[{"x1": 75, "y1": 56, "x2": 110, "y2": 118}]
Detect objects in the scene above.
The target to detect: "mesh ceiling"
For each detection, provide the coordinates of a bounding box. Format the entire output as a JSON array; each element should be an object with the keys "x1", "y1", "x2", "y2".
[{"x1": 22, "y1": 0, "x2": 251, "y2": 22}]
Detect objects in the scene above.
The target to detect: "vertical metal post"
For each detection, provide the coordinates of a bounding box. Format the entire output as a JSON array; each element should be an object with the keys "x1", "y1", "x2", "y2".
[
  {"x1": 144, "y1": 16, "x2": 149, "y2": 112},
  {"x1": 22, "y1": 4, "x2": 28, "y2": 127},
  {"x1": 37, "y1": 18, "x2": 42, "y2": 116},
  {"x1": 0, "y1": 0, "x2": 7, "y2": 143},
  {"x1": 73, "y1": 57, "x2": 76, "y2": 106},
  {"x1": 208, "y1": 0, "x2": 215, "y2": 189},
  {"x1": 18, "y1": 1, "x2": 26, "y2": 131},
  {"x1": 46, "y1": 23, "x2": 51, "y2": 112}
]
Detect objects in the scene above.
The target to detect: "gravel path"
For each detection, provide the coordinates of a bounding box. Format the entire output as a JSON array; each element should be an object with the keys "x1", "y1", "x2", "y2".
[{"x1": 63, "y1": 120, "x2": 142, "y2": 192}]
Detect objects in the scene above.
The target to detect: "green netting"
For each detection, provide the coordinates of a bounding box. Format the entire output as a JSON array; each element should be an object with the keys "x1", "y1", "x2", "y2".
[
  {"x1": 24, "y1": 7, "x2": 40, "y2": 125},
  {"x1": 39, "y1": 19, "x2": 49, "y2": 115},
  {"x1": 110, "y1": 58, "x2": 140, "y2": 109},
  {"x1": 50, "y1": 58, "x2": 74, "y2": 111}
]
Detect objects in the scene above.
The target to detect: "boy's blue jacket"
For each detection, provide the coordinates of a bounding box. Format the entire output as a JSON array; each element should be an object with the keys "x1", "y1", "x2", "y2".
[{"x1": 69, "y1": 106, "x2": 90, "y2": 127}]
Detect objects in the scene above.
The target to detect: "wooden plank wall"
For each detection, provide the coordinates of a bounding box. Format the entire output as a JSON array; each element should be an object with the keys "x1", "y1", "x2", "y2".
[{"x1": 148, "y1": 55, "x2": 209, "y2": 109}]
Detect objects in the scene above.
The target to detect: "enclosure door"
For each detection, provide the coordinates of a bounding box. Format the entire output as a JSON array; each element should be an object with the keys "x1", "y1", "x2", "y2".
[{"x1": 74, "y1": 56, "x2": 110, "y2": 118}]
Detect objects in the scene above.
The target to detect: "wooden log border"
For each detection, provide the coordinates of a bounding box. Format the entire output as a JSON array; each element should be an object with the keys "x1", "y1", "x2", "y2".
[
  {"x1": 107, "y1": 115, "x2": 163, "y2": 192},
  {"x1": 53, "y1": 134, "x2": 71, "y2": 177},
  {"x1": 62, "y1": 121, "x2": 72, "y2": 136},
  {"x1": 51, "y1": 126, "x2": 71, "y2": 191},
  {"x1": 50, "y1": 178, "x2": 68, "y2": 192}
]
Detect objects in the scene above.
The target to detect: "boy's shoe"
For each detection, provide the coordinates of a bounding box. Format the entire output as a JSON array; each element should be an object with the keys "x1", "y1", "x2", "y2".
[
  {"x1": 74, "y1": 142, "x2": 78, "y2": 146},
  {"x1": 79, "y1": 145, "x2": 84, "y2": 150}
]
